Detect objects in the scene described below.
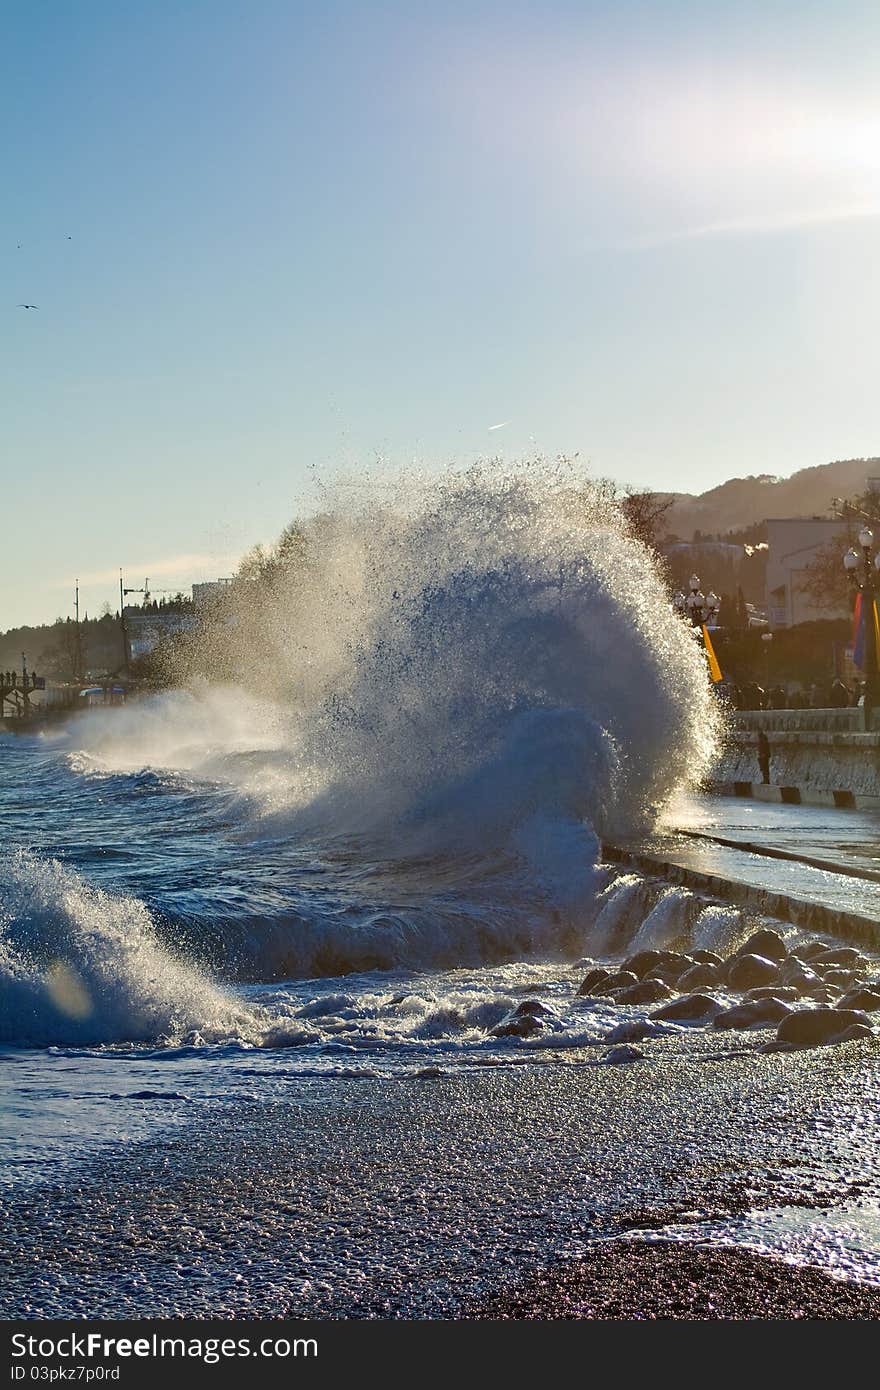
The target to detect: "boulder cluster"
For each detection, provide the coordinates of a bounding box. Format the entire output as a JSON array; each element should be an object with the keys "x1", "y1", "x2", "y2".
[{"x1": 577, "y1": 928, "x2": 880, "y2": 1050}]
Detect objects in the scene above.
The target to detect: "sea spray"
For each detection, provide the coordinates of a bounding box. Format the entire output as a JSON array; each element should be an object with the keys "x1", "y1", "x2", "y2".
[
  {"x1": 70, "y1": 465, "x2": 720, "y2": 846},
  {"x1": 6, "y1": 464, "x2": 726, "y2": 1042},
  {"x1": 0, "y1": 851, "x2": 262, "y2": 1047},
  {"x1": 629, "y1": 886, "x2": 700, "y2": 951}
]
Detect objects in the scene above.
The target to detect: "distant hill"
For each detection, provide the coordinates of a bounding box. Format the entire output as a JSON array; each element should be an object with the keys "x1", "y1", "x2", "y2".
[{"x1": 663, "y1": 457, "x2": 879, "y2": 541}]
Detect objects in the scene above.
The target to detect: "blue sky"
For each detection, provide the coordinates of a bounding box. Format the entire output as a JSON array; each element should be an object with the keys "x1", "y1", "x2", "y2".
[{"x1": 3, "y1": 0, "x2": 880, "y2": 625}]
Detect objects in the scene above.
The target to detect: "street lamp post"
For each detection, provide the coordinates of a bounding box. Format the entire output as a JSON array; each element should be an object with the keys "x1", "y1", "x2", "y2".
[
  {"x1": 843, "y1": 526, "x2": 880, "y2": 729},
  {"x1": 761, "y1": 630, "x2": 773, "y2": 691},
  {"x1": 673, "y1": 574, "x2": 720, "y2": 628}
]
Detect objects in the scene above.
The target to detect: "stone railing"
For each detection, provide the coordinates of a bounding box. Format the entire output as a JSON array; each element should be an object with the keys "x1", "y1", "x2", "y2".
[{"x1": 730, "y1": 707, "x2": 878, "y2": 733}]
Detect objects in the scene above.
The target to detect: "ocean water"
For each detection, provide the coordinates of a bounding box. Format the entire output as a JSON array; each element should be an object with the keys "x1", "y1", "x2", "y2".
[
  {"x1": 1, "y1": 472, "x2": 720, "y2": 1059},
  {"x1": 3, "y1": 471, "x2": 878, "y2": 1315}
]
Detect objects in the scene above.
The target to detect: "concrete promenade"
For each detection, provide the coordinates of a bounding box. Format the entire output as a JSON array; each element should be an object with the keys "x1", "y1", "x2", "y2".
[{"x1": 605, "y1": 791, "x2": 880, "y2": 948}]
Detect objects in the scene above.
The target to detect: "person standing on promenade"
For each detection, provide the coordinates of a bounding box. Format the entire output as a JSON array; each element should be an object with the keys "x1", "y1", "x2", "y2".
[{"x1": 757, "y1": 728, "x2": 771, "y2": 785}]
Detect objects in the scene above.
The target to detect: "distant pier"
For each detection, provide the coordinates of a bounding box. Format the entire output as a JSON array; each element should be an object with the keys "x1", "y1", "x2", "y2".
[
  {"x1": 0, "y1": 668, "x2": 45, "y2": 721},
  {"x1": 0, "y1": 671, "x2": 126, "y2": 730}
]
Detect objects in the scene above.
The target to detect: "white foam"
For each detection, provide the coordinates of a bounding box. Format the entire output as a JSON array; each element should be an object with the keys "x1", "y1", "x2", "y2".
[
  {"x1": 0, "y1": 851, "x2": 262, "y2": 1048},
  {"x1": 629, "y1": 886, "x2": 698, "y2": 951},
  {"x1": 691, "y1": 903, "x2": 745, "y2": 954}
]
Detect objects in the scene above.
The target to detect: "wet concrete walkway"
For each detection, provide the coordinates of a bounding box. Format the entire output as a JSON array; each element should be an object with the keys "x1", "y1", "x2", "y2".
[{"x1": 606, "y1": 793, "x2": 880, "y2": 940}]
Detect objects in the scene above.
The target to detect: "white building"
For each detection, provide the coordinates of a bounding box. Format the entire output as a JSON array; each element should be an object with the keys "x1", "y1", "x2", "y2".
[
  {"x1": 764, "y1": 517, "x2": 848, "y2": 627},
  {"x1": 125, "y1": 609, "x2": 198, "y2": 658}
]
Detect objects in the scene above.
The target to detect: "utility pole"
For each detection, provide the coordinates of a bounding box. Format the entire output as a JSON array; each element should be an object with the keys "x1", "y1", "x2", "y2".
[
  {"x1": 120, "y1": 575, "x2": 152, "y2": 681},
  {"x1": 119, "y1": 570, "x2": 130, "y2": 681},
  {"x1": 843, "y1": 529, "x2": 880, "y2": 730},
  {"x1": 74, "y1": 579, "x2": 85, "y2": 682}
]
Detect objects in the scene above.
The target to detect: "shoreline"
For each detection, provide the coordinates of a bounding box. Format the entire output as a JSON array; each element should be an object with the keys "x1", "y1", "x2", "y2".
[
  {"x1": 5, "y1": 1052, "x2": 880, "y2": 1319},
  {"x1": 472, "y1": 1238, "x2": 880, "y2": 1320}
]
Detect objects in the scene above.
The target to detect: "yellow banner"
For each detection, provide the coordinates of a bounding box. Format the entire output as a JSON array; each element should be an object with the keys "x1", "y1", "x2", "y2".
[{"x1": 702, "y1": 624, "x2": 723, "y2": 683}]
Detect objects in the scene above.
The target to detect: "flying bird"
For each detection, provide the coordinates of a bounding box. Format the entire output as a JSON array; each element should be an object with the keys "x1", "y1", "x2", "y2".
[{"x1": 18, "y1": 303, "x2": 39, "y2": 309}]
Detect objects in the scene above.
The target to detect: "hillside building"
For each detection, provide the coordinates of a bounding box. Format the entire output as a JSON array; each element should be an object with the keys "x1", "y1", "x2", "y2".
[{"x1": 764, "y1": 518, "x2": 847, "y2": 627}]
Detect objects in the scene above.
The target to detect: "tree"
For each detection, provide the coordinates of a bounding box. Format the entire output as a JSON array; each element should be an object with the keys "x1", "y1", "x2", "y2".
[
  {"x1": 734, "y1": 586, "x2": 750, "y2": 630},
  {"x1": 619, "y1": 489, "x2": 675, "y2": 554},
  {"x1": 800, "y1": 489, "x2": 880, "y2": 611},
  {"x1": 235, "y1": 523, "x2": 307, "y2": 585}
]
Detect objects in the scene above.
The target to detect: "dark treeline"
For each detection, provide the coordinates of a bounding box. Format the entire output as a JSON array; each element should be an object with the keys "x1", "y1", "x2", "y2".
[
  {"x1": 712, "y1": 619, "x2": 853, "y2": 690},
  {"x1": 0, "y1": 612, "x2": 124, "y2": 682},
  {"x1": 129, "y1": 594, "x2": 193, "y2": 614}
]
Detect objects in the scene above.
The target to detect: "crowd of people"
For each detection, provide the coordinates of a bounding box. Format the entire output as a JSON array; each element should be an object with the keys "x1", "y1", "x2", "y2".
[
  {"x1": 1, "y1": 670, "x2": 41, "y2": 690},
  {"x1": 719, "y1": 678, "x2": 865, "y2": 710}
]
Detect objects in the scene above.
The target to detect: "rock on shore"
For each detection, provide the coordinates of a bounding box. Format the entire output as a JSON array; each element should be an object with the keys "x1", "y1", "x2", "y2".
[
  {"x1": 775, "y1": 1007, "x2": 872, "y2": 1047},
  {"x1": 576, "y1": 928, "x2": 879, "y2": 1052}
]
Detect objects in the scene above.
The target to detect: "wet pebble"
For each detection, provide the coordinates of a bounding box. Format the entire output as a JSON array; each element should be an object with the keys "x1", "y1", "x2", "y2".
[
  {"x1": 622, "y1": 949, "x2": 667, "y2": 980},
  {"x1": 747, "y1": 985, "x2": 800, "y2": 1002},
  {"x1": 677, "y1": 962, "x2": 722, "y2": 991},
  {"x1": 810, "y1": 947, "x2": 864, "y2": 969},
  {"x1": 577, "y1": 968, "x2": 610, "y2": 996},
  {"x1": 838, "y1": 988, "x2": 880, "y2": 1013},
  {"x1": 690, "y1": 949, "x2": 723, "y2": 965},
  {"x1": 603, "y1": 1019, "x2": 667, "y2": 1044},
  {"x1": 713, "y1": 998, "x2": 792, "y2": 1030},
  {"x1": 735, "y1": 928, "x2": 788, "y2": 963},
  {"x1": 588, "y1": 970, "x2": 639, "y2": 996}
]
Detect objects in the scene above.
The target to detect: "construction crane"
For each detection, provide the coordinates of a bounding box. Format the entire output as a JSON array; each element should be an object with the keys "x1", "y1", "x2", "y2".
[
  {"x1": 118, "y1": 571, "x2": 189, "y2": 678},
  {"x1": 122, "y1": 578, "x2": 180, "y2": 607}
]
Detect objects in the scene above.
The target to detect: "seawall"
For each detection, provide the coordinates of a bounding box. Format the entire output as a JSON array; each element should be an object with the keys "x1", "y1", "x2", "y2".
[{"x1": 712, "y1": 708, "x2": 880, "y2": 803}]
